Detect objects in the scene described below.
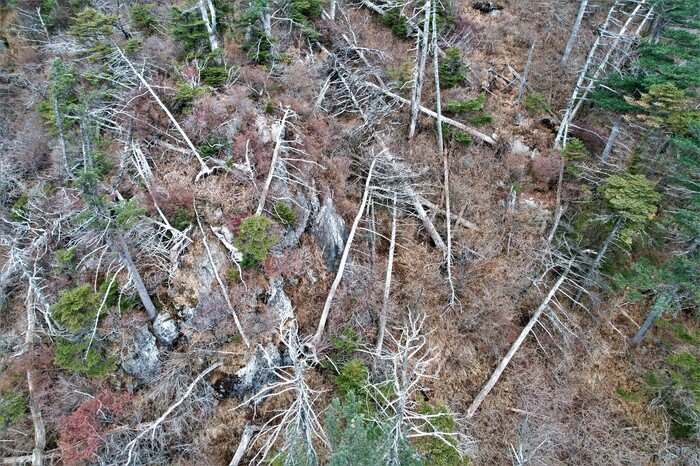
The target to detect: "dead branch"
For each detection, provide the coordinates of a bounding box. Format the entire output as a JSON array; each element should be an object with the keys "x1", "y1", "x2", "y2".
[
  {"x1": 375, "y1": 193, "x2": 397, "y2": 355},
  {"x1": 256, "y1": 108, "x2": 291, "y2": 216}
]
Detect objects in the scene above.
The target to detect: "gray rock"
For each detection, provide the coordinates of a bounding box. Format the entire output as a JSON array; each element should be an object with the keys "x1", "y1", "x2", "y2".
[
  {"x1": 511, "y1": 139, "x2": 532, "y2": 156},
  {"x1": 460, "y1": 155, "x2": 475, "y2": 167},
  {"x1": 514, "y1": 113, "x2": 524, "y2": 126},
  {"x1": 312, "y1": 196, "x2": 347, "y2": 272},
  {"x1": 212, "y1": 342, "x2": 284, "y2": 400},
  {"x1": 154, "y1": 312, "x2": 179, "y2": 345},
  {"x1": 275, "y1": 190, "x2": 319, "y2": 250},
  {"x1": 267, "y1": 278, "x2": 293, "y2": 323},
  {"x1": 122, "y1": 326, "x2": 160, "y2": 381}
]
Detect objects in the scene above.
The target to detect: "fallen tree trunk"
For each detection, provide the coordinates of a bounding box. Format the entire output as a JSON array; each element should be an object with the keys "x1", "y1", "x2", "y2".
[
  {"x1": 418, "y1": 196, "x2": 479, "y2": 231},
  {"x1": 466, "y1": 263, "x2": 571, "y2": 418},
  {"x1": 364, "y1": 81, "x2": 497, "y2": 145}
]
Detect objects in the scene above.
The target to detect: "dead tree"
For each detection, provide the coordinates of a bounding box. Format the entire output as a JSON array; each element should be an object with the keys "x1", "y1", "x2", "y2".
[
  {"x1": 311, "y1": 157, "x2": 376, "y2": 350},
  {"x1": 256, "y1": 108, "x2": 292, "y2": 216},
  {"x1": 124, "y1": 362, "x2": 223, "y2": 466},
  {"x1": 198, "y1": 0, "x2": 221, "y2": 60},
  {"x1": 560, "y1": 0, "x2": 588, "y2": 69},
  {"x1": 600, "y1": 115, "x2": 622, "y2": 162},
  {"x1": 466, "y1": 261, "x2": 572, "y2": 418},
  {"x1": 115, "y1": 45, "x2": 213, "y2": 180},
  {"x1": 515, "y1": 39, "x2": 537, "y2": 105},
  {"x1": 371, "y1": 305, "x2": 470, "y2": 464},
  {"x1": 432, "y1": 0, "x2": 455, "y2": 308},
  {"x1": 408, "y1": 0, "x2": 431, "y2": 140},
  {"x1": 241, "y1": 321, "x2": 327, "y2": 465},
  {"x1": 375, "y1": 193, "x2": 398, "y2": 355}
]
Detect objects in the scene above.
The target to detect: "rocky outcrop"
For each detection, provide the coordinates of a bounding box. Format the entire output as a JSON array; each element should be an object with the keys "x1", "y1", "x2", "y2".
[
  {"x1": 122, "y1": 326, "x2": 160, "y2": 381},
  {"x1": 154, "y1": 312, "x2": 179, "y2": 345},
  {"x1": 312, "y1": 196, "x2": 347, "y2": 272},
  {"x1": 212, "y1": 342, "x2": 285, "y2": 400},
  {"x1": 267, "y1": 278, "x2": 293, "y2": 323}
]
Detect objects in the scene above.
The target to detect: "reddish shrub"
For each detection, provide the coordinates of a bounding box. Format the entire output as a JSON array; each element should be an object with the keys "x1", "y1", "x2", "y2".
[
  {"x1": 143, "y1": 182, "x2": 194, "y2": 220},
  {"x1": 58, "y1": 391, "x2": 131, "y2": 466},
  {"x1": 570, "y1": 121, "x2": 607, "y2": 156},
  {"x1": 532, "y1": 153, "x2": 564, "y2": 185}
]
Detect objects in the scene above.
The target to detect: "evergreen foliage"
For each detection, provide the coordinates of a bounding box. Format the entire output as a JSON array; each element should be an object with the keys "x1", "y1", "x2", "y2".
[
  {"x1": 52, "y1": 284, "x2": 100, "y2": 333},
  {"x1": 0, "y1": 393, "x2": 26, "y2": 431},
  {"x1": 53, "y1": 338, "x2": 116, "y2": 376},
  {"x1": 438, "y1": 48, "x2": 468, "y2": 88},
  {"x1": 234, "y1": 215, "x2": 278, "y2": 267},
  {"x1": 273, "y1": 201, "x2": 297, "y2": 227},
  {"x1": 522, "y1": 92, "x2": 551, "y2": 113}
]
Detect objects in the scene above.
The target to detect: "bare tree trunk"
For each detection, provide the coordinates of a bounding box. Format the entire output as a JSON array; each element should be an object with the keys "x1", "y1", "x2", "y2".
[
  {"x1": 630, "y1": 289, "x2": 673, "y2": 346},
  {"x1": 432, "y1": 1, "x2": 455, "y2": 307},
  {"x1": 375, "y1": 193, "x2": 397, "y2": 355},
  {"x1": 25, "y1": 292, "x2": 45, "y2": 466},
  {"x1": 111, "y1": 232, "x2": 158, "y2": 321},
  {"x1": 364, "y1": 81, "x2": 497, "y2": 145},
  {"x1": 573, "y1": 216, "x2": 623, "y2": 304},
  {"x1": 256, "y1": 109, "x2": 290, "y2": 216},
  {"x1": 600, "y1": 115, "x2": 622, "y2": 162},
  {"x1": 198, "y1": 0, "x2": 220, "y2": 61},
  {"x1": 408, "y1": 0, "x2": 431, "y2": 141},
  {"x1": 516, "y1": 39, "x2": 537, "y2": 105},
  {"x1": 329, "y1": 0, "x2": 336, "y2": 20},
  {"x1": 229, "y1": 425, "x2": 262, "y2": 466},
  {"x1": 466, "y1": 264, "x2": 571, "y2": 418},
  {"x1": 311, "y1": 159, "x2": 376, "y2": 350},
  {"x1": 418, "y1": 196, "x2": 479, "y2": 231},
  {"x1": 560, "y1": 0, "x2": 588, "y2": 69}
]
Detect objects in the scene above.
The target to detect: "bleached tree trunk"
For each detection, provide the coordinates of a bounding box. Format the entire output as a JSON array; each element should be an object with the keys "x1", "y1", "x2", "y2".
[
  {"x1": 366, "y1": 81, "x2": 497, "y2": 145},
  {"x1": 466, "y1": 264, "x2": 572, "y2": 418},
  {"x1": 560, "y1": 0, "x2": 588, "y2": 69},
  {"x1": 573, "y1": 216, "x2": 623, "y2": 304},
  {"x1": 256, "y1": 109, "x2": 290, "y2": 216},
  {"x1": 329, "y1": 0, "x2": 336, "y2": 20},
  {"x1": 408, "y1": 0, "x2": 431, "y2": 141},
  {"x1": 229, "y1": 425, "x2": 262, "y2": 466},
  {"x1": 311, "y1": 158, "x2": 376, "y2": 350},
  {"x1": 630, "y1": 289, "x2": 674, "y2": 346},
  {"x1": 198, "y1": 0, "x2": 220, "y2": 60},
  {"x1": 24, "y1": 289, "x2": 46, "y2": 466},
  {"x1": 516, "y1": 39, "x2": 537, "y2": 105},
  {"x1": 115, "y1": 46, "x2": 213, "y2": 180},
  {"x1": 110, "y1": 232, "x2": 158, "y2": 321},
  {"x1": 600, "y1": 115, "x2": 622, "y2": 162},
  {"x1": 432, "y1": 1, "x2": 455, "y2": 308},
  {"x1": 375, "y1": 193, "x2": 397, "y2": 355}
]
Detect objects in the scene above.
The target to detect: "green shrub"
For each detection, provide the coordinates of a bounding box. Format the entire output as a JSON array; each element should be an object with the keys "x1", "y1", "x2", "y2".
[
  {"x1": 53, "y1": 284, "x2": 99, "y2": 333},
  {"x1": 175, "y1": 82, "x2": 210, "y2": 109},
  {"x1": 233, "y1": 216, "x2": 278, "y2": 267},
  {"x1": 335, "y1": 359, "x2": 369, "y2": 396},
  {"x1": 439, "y1": 48, "x2": 468, "y2": 88},
  {"x1": 0, "y1": 393, "x2": 26, "y2": 431},
  {"x1": 55, "y1": 247, "x2": 76, "y2": 266},
  {"x1": 170, "y1": 206, "x2": 195, "y2": 230},
  {"x1": 226, "y1": 268, "x2": 240, "y2": 283},
  {"x1": 417, "y1": 402, "x2": 469, "y2": 465},
  {"x1": 130, "y1": 3, "x2": 156, "y2": 33},
  {"x1": 381, "y1": 8, "x2": 408, "y2": 37},
  {"x1": 200, "y1": 66, "x2": 228, "y2": 86},
  {"x1": 273, "y1": 201, "x2": 297, "y2": 227},
  {"x1": 53, "y1": 338, "x2": 116, "y2": 376},
  {"x1": 444, "y1": 94, "x2": 484, "y2": 113},
  {"x1": 522, "y1": 92, "x2": 551, "y2": 113},
  {"x1": 122, "y1": 38, "x2": 141, "y2": 54},
  {"x1": 560, "y1": 138, "x2": 589, "y2": 162},
  {"x1": 468, "y1": 113, "x2": 493, "y2": 126}
]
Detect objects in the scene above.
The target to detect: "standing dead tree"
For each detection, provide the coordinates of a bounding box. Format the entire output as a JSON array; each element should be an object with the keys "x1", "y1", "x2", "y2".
[
  {"x1": 238, "y1": 320, "x2": 327, "y2": 465},
  {"x1": 466, "y1": 260, "x2": 573, "y2": 418},
  {"x1": 375, "y1": 193, "x2": 398, "y2": 355},
  {"x1": 198, "y1": 0, "x2": 221, "y2": 60},
  {"x1": 432, "y1": 0, "x2": 455, "y2": 308},
  {"x1": 371, "y1": 305, "x2": 470, "y2": 464}
]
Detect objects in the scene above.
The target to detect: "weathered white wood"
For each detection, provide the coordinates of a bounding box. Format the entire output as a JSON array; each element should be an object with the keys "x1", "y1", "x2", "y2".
[
  {"x1": 375, "y1": 193, "x2": 397, "y2": 355},
  {"x1": 256, "y1": 109, "x2": 290, "y2": 216},
  {"x1": 561, "y1": 0, "x2": 588, "y2": 68},
  {"x1": 198, "y1": 0, "x2": 220, "y2": 59},
  {"x1": 311, "y1": 158, "x2": 376, "y2": 349},
  {"x1": 229, "y1": 424, "x2": 262, "y2": 466},
  {"x1": 408, "y1": 0, "x2": 431, "y2": 141}
]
